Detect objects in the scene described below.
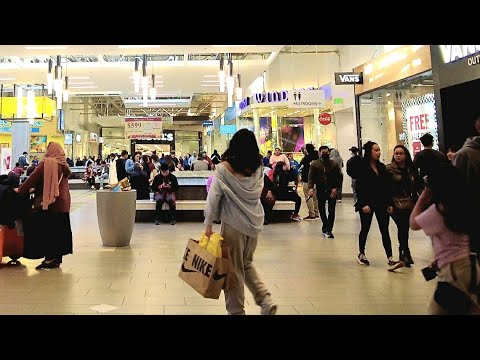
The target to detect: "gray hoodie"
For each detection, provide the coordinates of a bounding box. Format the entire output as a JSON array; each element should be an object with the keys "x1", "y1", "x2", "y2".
[
  {"x1": 204, "y1": 163, "x2": 264, "y2": 237},
  {"x1": 454, "y1": 136, "x2": 480, "y2": 189}
]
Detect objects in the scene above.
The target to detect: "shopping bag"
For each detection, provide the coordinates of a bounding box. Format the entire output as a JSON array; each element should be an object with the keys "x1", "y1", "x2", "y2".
[
  {"x1": 179, "y1": 238, "x2": 231, "y2": 299},
  {"x1": 0, "y1": 221, "x2": 24, "y2": 262}
]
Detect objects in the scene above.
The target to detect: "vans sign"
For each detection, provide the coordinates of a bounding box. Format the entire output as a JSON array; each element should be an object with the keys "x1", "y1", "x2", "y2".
[{"x1": 335, "y1": 72, "x2": 363, "y2": 85}]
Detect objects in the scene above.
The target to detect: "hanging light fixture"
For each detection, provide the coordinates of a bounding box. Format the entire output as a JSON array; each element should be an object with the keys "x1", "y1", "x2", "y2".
[
  {"x1": 219, "y1": 55, "x2": 225, "y2": 92},
  {"x1": 133, "y1": 58, "x2": 140, "y2": 93},
  {"x1": 47, "y1": 58, "x2": 53, "y2": 95},
  {"x1": 227, "y1": 55, "x2": 235, "y2": 107},
  {"x1": 142, "y1": 55, "x2": 148, "y2": 107},
  {"x1": 54, "y1": 55, "x2": 62, "y2": 95},
  {"x1": 16, "y1": 85, "x2": 23, "y2": 118},
  {"x1": 149, "y1": 74, "x2": 156, "y2": 100},
  {"x1": 63, "y1": 76, "x2": 69, "y2": 102},
  {"x1": 236, "y1": 74, "x2": 242, "y2": 101}
]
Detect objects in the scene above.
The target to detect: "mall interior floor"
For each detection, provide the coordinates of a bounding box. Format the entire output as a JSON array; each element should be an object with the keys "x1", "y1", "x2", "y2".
[{"x1": 0, "y1": 190, "x2": 436, "y2": 315}]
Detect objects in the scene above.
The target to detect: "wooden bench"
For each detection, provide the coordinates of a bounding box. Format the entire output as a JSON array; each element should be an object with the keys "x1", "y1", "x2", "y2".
[{"x1": 135, "y1": 199, "x2": 295, "y2": 211}]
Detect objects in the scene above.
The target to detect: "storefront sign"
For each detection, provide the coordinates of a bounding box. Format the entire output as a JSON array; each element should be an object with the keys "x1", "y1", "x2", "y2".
[
  {"x1": 57, "y1": 109, "x2": 65, "y2": 131},
  {"x1": 288, "y1": 89, "x2": 326, "y2": 109},
  {"x1": 124, "y1": 117, "x2": 163, "y2": 139},
  {"x1": 403, "y1": 94, "x2": 438, "y2": 156},
  {"x1": 239, "y1": 97, "x2": 251, "y2": 110},
  {"x1": 253, "y1": 90, "x2": 289, "y2": 104},
  {"x1": 219, "y1": 125, "x2": 237, "y2": 135},
  {"x1": 333, "y1": 98, "x2": 344, "y2": 104},
  {"x1": 89, "y1": 133, "x2": 98, "y2": 142},
  {"x1": 160, "y1": 132, "x2": 174, "y2": 142},
  {"x1": 319, "y1": 113, "x2": 332, "y2": 125},
  {"x1": 335, "y1": 72, "x2": 363, "y2": 85},
  {"x1": 440, "y1": 45, "x2": 480, "y2": 64}
]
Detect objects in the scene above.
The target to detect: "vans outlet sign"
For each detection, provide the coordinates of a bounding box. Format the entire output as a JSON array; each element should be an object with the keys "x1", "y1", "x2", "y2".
[
  {"x1": 335, "y1": 72, "x2": 363, "y2": 85},
  {"x1": 440, "y1": 45, "x2": 480, "y2": 65}
]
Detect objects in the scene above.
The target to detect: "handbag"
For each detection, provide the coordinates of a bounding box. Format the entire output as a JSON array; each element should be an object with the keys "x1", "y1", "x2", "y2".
[
  {"x1": 434, "y1": 281, "x2": 472, "y2": 314},
  {"x1": 392, "y1": 195, "x2": 415, "y2": 211}
]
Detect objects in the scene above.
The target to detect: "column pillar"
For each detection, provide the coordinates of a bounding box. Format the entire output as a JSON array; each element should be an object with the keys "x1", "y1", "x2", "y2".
[
  {"x1": 12, "y1": 121, "x2": 31, "y2": 165},
  {"x1": 253, "y1": 108, "x2": 260, "y2": 145}
]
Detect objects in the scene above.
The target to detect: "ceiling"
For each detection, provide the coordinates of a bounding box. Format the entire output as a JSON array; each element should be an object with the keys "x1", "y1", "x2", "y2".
[
  {"x1": 0, "y1": 45, "x2": 343, "y2": 120},
  {"x1": 0, "y1": 45, "x2": 287, "y2": 119}
]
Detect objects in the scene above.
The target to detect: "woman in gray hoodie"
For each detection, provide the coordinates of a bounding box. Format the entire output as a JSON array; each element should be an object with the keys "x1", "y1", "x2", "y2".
[
  {"x1": 204, "y1": 129, "x2": 277, "y2": 315},
  {"x1": 330, "y1": 148, "x2": 344, "y2": 202}
]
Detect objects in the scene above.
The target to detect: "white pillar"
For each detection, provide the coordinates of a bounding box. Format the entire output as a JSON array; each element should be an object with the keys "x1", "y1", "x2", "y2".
[{"x1": 12, "y1": 121, "x2": 31, "y2": 165}]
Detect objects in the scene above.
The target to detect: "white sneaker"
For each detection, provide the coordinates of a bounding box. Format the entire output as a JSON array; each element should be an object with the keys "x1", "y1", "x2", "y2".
[
  {"x1": 99, "y1": 187, "x2": 104, "y2": 190},
  {"x1": 91, "y1": 185, "x2": 95, "y2": 190},
  {"x1": 260, "y1": 295, "x2": 278, "y2": 315}
]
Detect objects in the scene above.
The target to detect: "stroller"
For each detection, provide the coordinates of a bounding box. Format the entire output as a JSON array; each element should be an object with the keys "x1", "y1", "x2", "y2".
[{"x1": 0, "y1": 173, "x2": 32, "y2": 265}]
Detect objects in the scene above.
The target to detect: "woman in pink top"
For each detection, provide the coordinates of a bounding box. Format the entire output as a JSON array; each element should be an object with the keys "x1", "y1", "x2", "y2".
[
  {"x1": 269, "y1": 147, "x2": 290, "y2": 171},
  {"x1": 410, "y1": 163, "x2": 479, "y2": 314}
]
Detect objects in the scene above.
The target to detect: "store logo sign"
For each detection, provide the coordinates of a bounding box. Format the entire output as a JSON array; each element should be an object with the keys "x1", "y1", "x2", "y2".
[
  {"x1": 440, "y1": 45, "x2": 480, "y2": 64},
  {"x1": 253, "y1": 90, "x2": 289, "y2": 104},
  {"x1": 335, "y1": 72, "x2": 363, "y2": 85},
  {"x1": 161, "y1": 132, "x2": 174, "y2": 142}
]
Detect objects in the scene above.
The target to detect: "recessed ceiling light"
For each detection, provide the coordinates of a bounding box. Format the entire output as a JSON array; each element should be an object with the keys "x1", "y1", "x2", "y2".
[
  {"x1": 0, "y1": 77, "x2": 16, "y2": 81},
  {"x1": 119, "y1": 45, "x2": 161, "y2": 49},
  {"x1": 25, "y1": 46, "x2": 68, "y2": 50}
]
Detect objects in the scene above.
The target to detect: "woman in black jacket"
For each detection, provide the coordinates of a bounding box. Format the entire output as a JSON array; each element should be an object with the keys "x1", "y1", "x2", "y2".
[
  {"x1": 387, "y1": 145, "x2": 419, "y2": 267},
  {"x1": 261, "y1": 173, "x2": 276, "y2": 225},
  {"x1": 355, "y1": 141, "x2": 402, "y2": 270},
  {"x1": 273, "y1": 161, "x2": 302, "y2": 221},
  {"x1": 129, "y1": 163, "x2": 150, "y2": 200}
]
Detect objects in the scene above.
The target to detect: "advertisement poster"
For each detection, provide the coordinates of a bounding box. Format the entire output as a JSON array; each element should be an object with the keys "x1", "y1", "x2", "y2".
[
  {"x1": 259, "y1": 117, "x2": 272, "y2": 155},
  {"x1": 402, "y1": 94, "x2": 438, "y2": 157},
  {"x1": 280, "y1": 118, "x2": 305, "y2": 152},
  {"x1": 31, "y1": 135, "x2": 47, "y2": 153},
  {"x1": 1, "y1": 147, "x2": 12, "y2": 175},
  {"x1": 125, "y1": 117, "x2": 163, "y2": 139}
]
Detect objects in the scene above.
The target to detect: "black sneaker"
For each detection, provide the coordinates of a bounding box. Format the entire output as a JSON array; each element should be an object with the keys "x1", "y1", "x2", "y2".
[
  {"x1": 357, "y1": 253, "x2": 370, "y2": 266},
  {"x1": 155, "y1": 219, "x2": 160, "y2": 225},
  {"x1": 170, "y1": 218, "x2": 176, "y2": 225},
  {"x1": 326, "y1": 232, "x2": 335, "y2": 238}
]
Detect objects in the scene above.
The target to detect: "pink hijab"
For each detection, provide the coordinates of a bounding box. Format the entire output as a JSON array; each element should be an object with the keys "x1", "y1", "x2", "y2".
[{"x1": 42, "y1": 142, "x2": 67, "y2": 210}]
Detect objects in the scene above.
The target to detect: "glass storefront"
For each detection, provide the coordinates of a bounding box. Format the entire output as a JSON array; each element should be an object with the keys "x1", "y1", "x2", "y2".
[
  {"x1": 358, "y1": 70, "x2": 438, "y2": 162},
  {"x1": 238, "y1": 106, "x2": 328, "y2": 159}
]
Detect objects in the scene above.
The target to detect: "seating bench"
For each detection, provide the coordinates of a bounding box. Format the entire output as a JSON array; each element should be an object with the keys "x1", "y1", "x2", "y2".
[{"x1": 135, "y1": 199, "x2": 295, "y2": 211}]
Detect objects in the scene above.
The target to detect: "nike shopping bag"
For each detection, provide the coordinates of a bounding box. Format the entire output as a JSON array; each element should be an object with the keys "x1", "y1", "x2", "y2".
[{"x1": 179, "y1": 238, "x2": 231, "y2": 299}]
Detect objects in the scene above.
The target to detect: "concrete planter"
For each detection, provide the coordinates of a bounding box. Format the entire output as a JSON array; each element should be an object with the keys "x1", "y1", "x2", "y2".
[{"x1": 96, "y1": 189, "x2": 136, "y2": 247}]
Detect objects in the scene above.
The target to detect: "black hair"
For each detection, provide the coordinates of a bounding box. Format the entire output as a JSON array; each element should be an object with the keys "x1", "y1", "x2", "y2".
[
  {"x1": 15, "y1": 162, "x2": 20, "y2": 167},
  {"x1": 447, "y1": 144, "x2": 460, "y2": 153},
  {"x1": 160, "y1": 163, "x2": 169, "y2": 172},
  {"x1": 305, "y1": 143, "x2": 315, "y2": 155},
  {"x1": 428, "y1": 163, "x2": 473, "y2": 234},
  {"x1": 362, "y1": 141, "x2": 378, "y2": 161},
  {"x1": 22, "y1": 151, "x2": 28, "y2": 155},
  {"x1": 121, "y1": 150, "x2": 128, "y2": 156},
  {"x1": 420, "y1": 133, "x2": 433, "y2": 147},
  {"x1": 391, "y1": 145, "x2": 413, "y2": 167},
  {"x1": 221, "y1": 129, "x2": 261, "y2": 176},
  {"x1": 319, "y1": 145, "x2": 330, "y2": 152},
  {"x1": 273, "y1": 161, "x2": 286, "y2": 180}
]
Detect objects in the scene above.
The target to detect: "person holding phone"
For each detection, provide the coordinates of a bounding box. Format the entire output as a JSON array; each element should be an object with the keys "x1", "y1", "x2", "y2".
[
  {"x1": 152, "y1": 163, "x2": 179, "y2": 225},
  {"x1": 410, "y1": 163, "x2": 479, "y2": 315}
]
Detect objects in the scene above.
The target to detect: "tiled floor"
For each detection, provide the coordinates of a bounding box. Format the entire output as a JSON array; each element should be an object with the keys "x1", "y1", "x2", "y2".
[{"x1": 0, "y1": 190, "x2": 436, "y2": 315}]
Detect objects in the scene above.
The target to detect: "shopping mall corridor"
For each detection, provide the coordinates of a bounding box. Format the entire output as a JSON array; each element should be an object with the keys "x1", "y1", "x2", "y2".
[{"x1": 0, "y1": 190, "x2": 437, "y2": 315}]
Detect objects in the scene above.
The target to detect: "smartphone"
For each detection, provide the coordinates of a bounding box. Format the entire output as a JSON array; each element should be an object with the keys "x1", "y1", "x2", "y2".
[{"x1": 421, "y1": 266, "x2": 437, "y2": 281}]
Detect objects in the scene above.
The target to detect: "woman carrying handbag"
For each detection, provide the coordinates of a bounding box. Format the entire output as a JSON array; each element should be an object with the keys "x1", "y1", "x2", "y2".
[{"x1": 387, "y1": 145, "x2": 420, "y2": 267}]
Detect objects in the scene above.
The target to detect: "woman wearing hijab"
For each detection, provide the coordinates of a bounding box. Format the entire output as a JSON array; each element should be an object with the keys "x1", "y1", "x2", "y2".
[{"x1": 15, "y1": 141, "x2": 73, "y2": 270}]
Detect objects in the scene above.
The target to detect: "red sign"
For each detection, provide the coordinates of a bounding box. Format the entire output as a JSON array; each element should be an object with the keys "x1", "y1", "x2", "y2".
[
  {"x1": 412, "y1": 141, "x2": 422, "y2": 156},
  {"x1": 319, "y1": 113, "x2": 332, "y2": 125}
]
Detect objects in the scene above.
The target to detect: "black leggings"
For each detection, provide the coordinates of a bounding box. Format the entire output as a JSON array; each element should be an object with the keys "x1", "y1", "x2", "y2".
[
  {"x1": 390, "y1": 209, "x2": 411, "y2": 252},
  {"x1": 358, "y1": 206, "x2": 393, "y2": 258},
  {"x1": 277, "y1": 192, "x2": 301, "y2": 214}
]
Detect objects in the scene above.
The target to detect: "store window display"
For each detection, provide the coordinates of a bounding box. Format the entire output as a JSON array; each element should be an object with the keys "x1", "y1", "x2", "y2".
[{"x1": 358, "y1": 71, "x2": 439, "y2": 163}]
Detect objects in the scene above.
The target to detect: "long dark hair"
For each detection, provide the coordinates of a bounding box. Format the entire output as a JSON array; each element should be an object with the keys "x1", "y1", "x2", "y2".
[
  {"x1": 362, "y1": 141, "x2": 378, "y2": 162},
  {"x1": 391, "y1": 145, "x2": 413, "y2": 167},
  {"x1": 221, "y1": 128, "x2": 261, "y2": 176},
  {"x1": 427, "y1": 163, "x2": 473, "y2": 234}
]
